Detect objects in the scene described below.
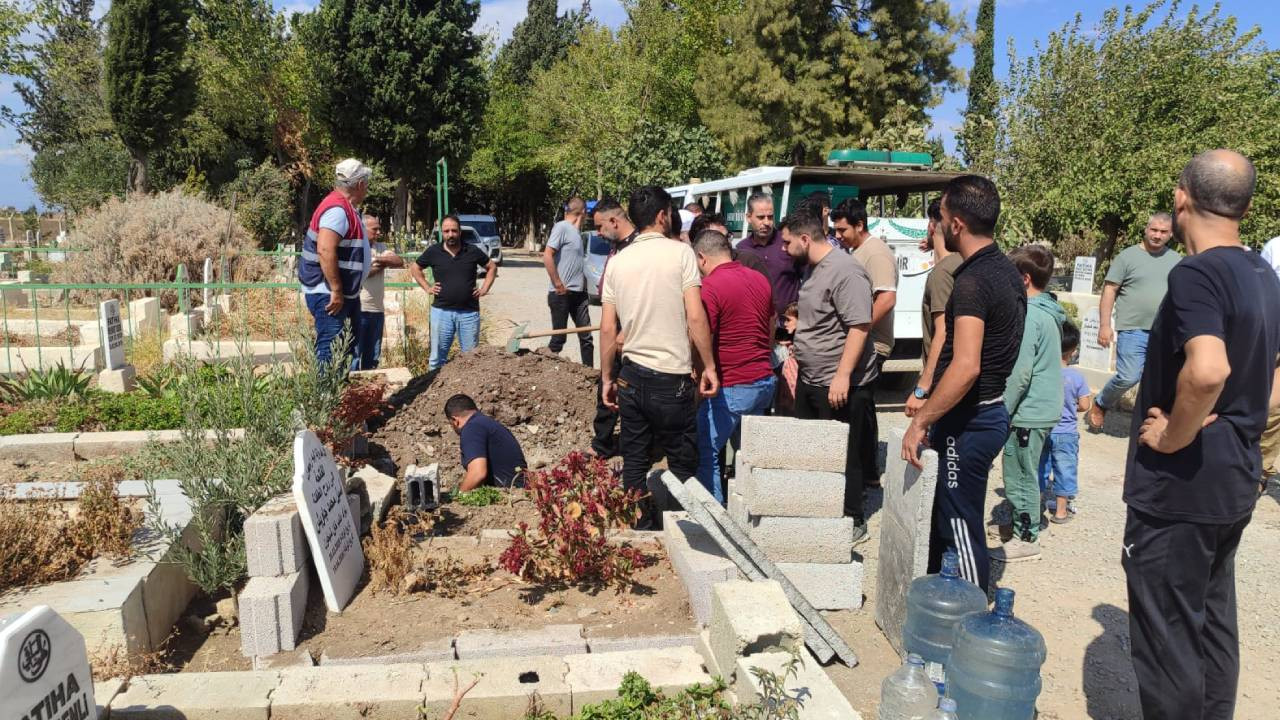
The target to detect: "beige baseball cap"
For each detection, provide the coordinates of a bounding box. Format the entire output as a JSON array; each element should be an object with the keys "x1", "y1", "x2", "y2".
[{"x1": 335, "y1": 158, "x2": 372, "y2": 184}]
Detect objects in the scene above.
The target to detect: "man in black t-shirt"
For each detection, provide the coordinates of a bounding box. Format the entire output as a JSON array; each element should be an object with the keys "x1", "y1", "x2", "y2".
[
  {"x1": 445, "y1": 394, "x2": 527, "y2": 490},
  {"x1": 902, "y1": 175, "x2": 1026, "y2": 593},
  {"x1": 409, "y1": 215, "x2": 497, "y2": 371},
  {"x1": 1122, "y1": 150, "x2": 1280, "y2": 720}
]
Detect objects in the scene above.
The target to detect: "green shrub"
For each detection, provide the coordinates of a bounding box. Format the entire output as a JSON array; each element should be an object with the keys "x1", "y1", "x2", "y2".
[
  {"x1": 222, "y1": 160, "x2": 296, "y2": 250},
  {"x1": 454, "y1": 486, "x2": 504, "y2": 507},
  {"x1": 9, "y1": 363, "x2": 93, "y2": 400},
  {"x1": 0, "y1": 404, "x2": 55, "y2": 435},
  {"x1": 91, "y1": 392, "x2": 184, "y2": 431}
]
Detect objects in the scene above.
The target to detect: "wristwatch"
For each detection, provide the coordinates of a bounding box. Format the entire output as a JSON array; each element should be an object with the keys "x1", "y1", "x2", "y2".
[{"x1": 913, "y1": 387, "x2": 930, "y2": 400}]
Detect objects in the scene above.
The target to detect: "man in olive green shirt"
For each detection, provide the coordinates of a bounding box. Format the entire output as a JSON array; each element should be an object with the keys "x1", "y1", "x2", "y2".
[
  {"x1": 1087, "y1": 212, "x2": 1180, "y2": 429},
  {"x1": 907, "y1": 197, "x2": 963, "y2": 417}
]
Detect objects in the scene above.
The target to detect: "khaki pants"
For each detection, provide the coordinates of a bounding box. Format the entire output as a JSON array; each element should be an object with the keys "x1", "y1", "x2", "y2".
[{"x1": 1262, "y1": 404, "x2": 1280, "y2": 479}]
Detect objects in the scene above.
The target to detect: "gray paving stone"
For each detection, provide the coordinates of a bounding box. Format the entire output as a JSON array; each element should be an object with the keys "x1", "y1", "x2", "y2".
[
  {"x1": 454, "y1": 624, "x2": 586, "y2": 660},
  {"x1": 875, "y1": 425, "x2": 939, "y2": 655},
  {"x1": 776, "y1": 561, "x2": 864, "y2": 610},
  {"x1": 109, "y1": 670, "x2": 279, "y2": 720},
  {"x1": 272, "y1": 664, "x2": 426, "y2": 720},
  {"x1": 585, "y1": 633, "x2": 699, "y2": 654},
  {"x1": 321, "y1": 638, "x2": 456, "y2": 665}
]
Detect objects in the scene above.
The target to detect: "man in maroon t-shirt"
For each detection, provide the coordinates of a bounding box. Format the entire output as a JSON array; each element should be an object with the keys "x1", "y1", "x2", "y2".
[{"x1": 693, "y1": 229, "x2": 777, "y2": 503}]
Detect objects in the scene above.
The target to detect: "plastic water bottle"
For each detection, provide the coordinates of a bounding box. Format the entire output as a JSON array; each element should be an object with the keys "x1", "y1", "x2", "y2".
[
  {"x1": 903, "y1": 549, "x2": 987, "y2": 693},
  {"x1": 924, "y1": 697, "x2": 959, "y2": 720},
  {"x1": 946, "y1": 588, "x2": 1047, "y2": 720},
  {"x1": 879, "y1": 653, "x2": 938, "y2": 720}
]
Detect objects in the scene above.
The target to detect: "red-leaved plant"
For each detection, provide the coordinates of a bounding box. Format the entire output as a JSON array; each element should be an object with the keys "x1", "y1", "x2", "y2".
[
  {"x1": 318, "y1": 378, "x2": 386, "y2": 455},
  {"x1": 499, "y1": 452, "x2": 653, "y2": 589}
]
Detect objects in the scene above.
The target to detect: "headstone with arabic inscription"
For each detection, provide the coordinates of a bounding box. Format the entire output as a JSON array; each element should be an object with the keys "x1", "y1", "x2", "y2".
[
  {"x1": 292, "y1": 430, "x2": 364, "y2": 612},
  {"x1": 1078, "y1": 307, "x2": 1114, "y2": 372},
  {"x1": 98, "y1": 299, "x2": 126, "y2": 370},
  {"x1": 1072, "y1": 256, "x2": 1097, "y2": 295},
  {"x1": 0, "y1": 605, "x2": 98, "y2": 720}
]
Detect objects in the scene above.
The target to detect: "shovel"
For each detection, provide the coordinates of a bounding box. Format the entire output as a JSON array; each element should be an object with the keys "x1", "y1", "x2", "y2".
[{"x1": 505, "y1": 321, "x2": 600, "y2": 352}]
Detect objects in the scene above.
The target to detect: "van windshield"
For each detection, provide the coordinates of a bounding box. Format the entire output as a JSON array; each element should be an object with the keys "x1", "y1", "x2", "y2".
[{"x1": 588, "y1": 233, "x2": 612, "y2": 256}]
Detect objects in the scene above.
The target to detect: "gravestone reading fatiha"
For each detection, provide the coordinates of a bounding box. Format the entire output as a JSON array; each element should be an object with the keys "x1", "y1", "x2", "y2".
[
  {"x1": 0, "y1": 605, "x2": 97, "y2": 720},
  {"x1": 293, "y1": 429, "x2": 364, "y2": 612},
  {"x1": 1072, "y1": 256, "x2": 1097, "y2": 295},
  {"x1": 1078, "y1": 307, "x2": 1113, "y2": 372},
  {"x1": 98, "y1": 299, "x2": 126, "y2": 370}
]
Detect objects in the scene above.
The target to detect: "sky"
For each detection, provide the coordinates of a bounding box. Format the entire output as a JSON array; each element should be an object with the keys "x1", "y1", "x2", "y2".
[{"x1": 1, "y1": 0, "x2": 1277, "y2": 210}]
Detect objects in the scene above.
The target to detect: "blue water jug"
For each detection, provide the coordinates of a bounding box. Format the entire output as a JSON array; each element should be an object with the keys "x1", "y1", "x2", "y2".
[
  {"x1": 903, "y1": 549, "x2": 988, "y2": 692},
  {"x1": 946, "y1": 588, "x2": 1046, "y2": 720}
]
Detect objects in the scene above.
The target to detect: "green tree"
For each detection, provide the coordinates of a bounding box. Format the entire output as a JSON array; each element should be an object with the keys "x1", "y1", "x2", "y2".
[
  {"x1": 495, "y1": 0, "x2": 588, "y2": 85},
  {"x1": 0, "y1": 0, "x2": 28, "y2": 75},
  {"x1": 310, "y1": 0, "x2": 487, "y2": 231},
  {"x1": 103, "y1": 0, "x2": 197, "y2": 192},
  {"x1": 960, "y1": 0, "x2": 996, "y2": 171},
  {"x1": 998, "y1": 1, "x2": 1280, "y2": 260},
  {"x1": 606, "y1": 119, "x2": 726, "y2": 193}
]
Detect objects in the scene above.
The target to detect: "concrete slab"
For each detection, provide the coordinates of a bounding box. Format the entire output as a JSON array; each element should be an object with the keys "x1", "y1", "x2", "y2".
[
  {"x1": 727, "y1": 491, "x2": 749, "y2": 529},
  {"x1": 0, "y1": 574, "x2": 151, "y2": 657},
  {"x1": 0, "y1": 432, "x2": 77, "y2": 462},
  {"x1": 876, "y1": 426, "x2": 939, "y2": 655},
  {"x1": 776, "y1": 561, "x2": 864, "y2": 611},
  {"x1": 743, "y1": 515, "x2": 854, "y2": 564},
  {"x1": 739, "y1": 416, "x2": 848, "y2": 473},
  {"x1": 72, "y1": 430, "x2": 152, "y2": 459},
  {"x1": 422, "y1": 656, "x2": 571, "y2": 719},
  {"x1": 585, "y1": 633, "x2": 700, "y2": 654},
  {"x1": 239, "y1": 570, "x2": 310, "y2": 658},
  {"x1": 454, "y1": 624, "x2": 586, "y2": 660},
  {"x1": 109, "y1": 670, "x2": 279, "y2": 720},
  {"x1": 565, "y1": 646, "x2": 713, "y2": 708},
  {"x1": 741, "y1": 468, "x2": 845, "y2": 518},
  {"x1": 430, "y1": 535, "x2": 481, "y2": 549},
  {"x1": 321, "y1": 638, "x2": 456, "y2": 665},
  {"x1": 348, "y1": 464, "x2": 398, "y2": 525},
  {"x1": 243, "y1": 493, "x2": 309, "y2": 578},
  {"x1": 95, "y1": 678, "x2": 126, "y2": 717},
  {"x1": 271, "y1": 663, "x2": 426, "y2": 720},
  {"x1": 735, "y1": 651, "x2": 863, "y2": 719},
  {"x1": 708, "y1": 580, "x2": 803, "y2": 684},
  {"x1": 661, "y1": 512, "x2": 742, "y2": 626}
]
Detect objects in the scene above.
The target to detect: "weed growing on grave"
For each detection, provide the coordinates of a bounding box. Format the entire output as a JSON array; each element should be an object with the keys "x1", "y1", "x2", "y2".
[
  {"x1": 499, "y1": 452, "x2": 653, "y2": 590},
  {"x1": 71, "y1": 465, "x2": 142, "y2": 559},
  {"x1": 364, "y1": 508, "x2": 429, "y2": 595},
  {"x1": 453, "y1": 486, "x2": 504, "y2": 507},
  {"x1": 7, "y1": 361, "x2": 92, "y2": 399}
]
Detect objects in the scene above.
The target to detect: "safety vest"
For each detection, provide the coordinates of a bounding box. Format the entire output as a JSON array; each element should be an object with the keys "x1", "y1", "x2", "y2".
[{"x1": 299, "y1": 190, "x2": 366, "y2": 298}]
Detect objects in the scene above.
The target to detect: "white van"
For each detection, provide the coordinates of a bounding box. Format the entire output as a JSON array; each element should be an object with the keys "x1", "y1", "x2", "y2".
[{"x1": 668, "y1": 153, "x2": 960, "y2": 372}]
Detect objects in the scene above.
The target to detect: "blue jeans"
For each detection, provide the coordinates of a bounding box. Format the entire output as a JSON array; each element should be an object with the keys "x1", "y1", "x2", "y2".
[
  {"x1": 356, "y1": 311, "x2": 385, "y2": 370},
  {"x1": 429, "y1": 306, "x2": 480, "y2": 371},
  {"x1": 305, "y1": 293, "x2": 360, "y2": 369},
  {"x1": 696, "y1": 376, "x2": 777, "y2": 504},
  {"x1": 1039, "y1": 431, "x2": 1079, "y2": 505},
  {"x1": 1096, "y1": 329, "x2": 1148, "y2": 410}
]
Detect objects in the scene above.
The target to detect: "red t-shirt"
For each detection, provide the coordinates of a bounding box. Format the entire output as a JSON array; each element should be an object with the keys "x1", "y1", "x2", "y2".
[{"x1": 701, "y1": 261, "x2": 775, "y2": 387}]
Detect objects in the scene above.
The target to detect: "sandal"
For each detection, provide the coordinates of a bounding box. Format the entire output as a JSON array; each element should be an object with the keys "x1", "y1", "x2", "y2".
[{"x1": 1050, "y1": 514, "x2": 1074, "y2": 525}]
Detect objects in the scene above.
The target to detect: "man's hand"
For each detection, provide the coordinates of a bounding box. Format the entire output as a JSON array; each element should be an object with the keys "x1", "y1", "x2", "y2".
[
  {"x1": 427, "y1": 282, "x2": 441, "y2": 295},
  {"x1": 905, "y1": 391, "x2": 926, "y2": 417},
  {"x1": 901, "y1": 419, "x2": 930, "y2": 469},
  {"x1": 1139, "y1": 406, "x2": 1218, "y2": 454},
  {"x1": 699, "y1": 367, "x2": 720, "y2": 399},
  {"x1": 1099, "y1": 324, "x2": 1115, "y2": 349},
  {"x1": 325, "y1": 291, "x2": 344, "y2": 315},
  {"x1": 473, "y1": 286, "x2": 488, "y2": 298},
  {"x1": 554, "y1": 282, "x2": 568, "y2": 296},
  {"x1": 828, "y1": 374, "x2": 850, "y2": 410},
  {"x1": 602, "y1": 379, "x2": 618, "y2": 410}
]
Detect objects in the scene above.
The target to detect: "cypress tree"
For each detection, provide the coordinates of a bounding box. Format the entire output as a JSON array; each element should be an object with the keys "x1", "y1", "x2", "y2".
[
  {"x1": 961, "y1": 0, "x2": 996, "y2": 170},
  {"x1": 103, "y1": 0, "x2": 196, "y2": 193}
]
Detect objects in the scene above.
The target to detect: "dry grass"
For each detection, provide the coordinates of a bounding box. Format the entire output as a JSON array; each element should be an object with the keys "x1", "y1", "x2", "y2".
[
  {"x1": 128, "y1": 329, "x2": 167, "y2": 377},
  {"x1": 202, "y1": 286, "x2": 311, "y2": 341},
  {"x1": 363, "y1": 509, "x2": 492, "y2": 597},
  {"x1": 89, "y1": 643, "x2": 172, "y2": 682}
]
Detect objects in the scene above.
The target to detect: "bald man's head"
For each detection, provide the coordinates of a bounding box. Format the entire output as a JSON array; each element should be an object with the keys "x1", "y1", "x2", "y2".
[{"x1": 1179, "y1": 149, "x2": 1256, "y2": 220}]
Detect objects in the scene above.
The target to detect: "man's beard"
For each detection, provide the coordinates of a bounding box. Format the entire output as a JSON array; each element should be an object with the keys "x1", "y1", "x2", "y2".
[{"x1": 942, "y1": 223, "x2": 960, "y2": 253}]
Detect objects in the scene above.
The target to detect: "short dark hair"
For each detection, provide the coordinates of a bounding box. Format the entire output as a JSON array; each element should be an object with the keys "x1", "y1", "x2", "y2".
[
  {"x1": 746, "y1": 192, "x2": 773, "y2": 213},
  {"x1": 927, "y1": 197, "x2": 942, "y2": 222},
  {"x1": 779, "y1": 207, "x2": 823, "y2": 240},
  {"x1": 565, "y1": 197, "x2": 585, "y2": 214},
  {"x1": 443, "y1": 393, "x2": 477, "y2": 419},
  {"x1": 1061, "y1": 320, "x2": 1080, "y2": 355},
  {"x1": 669, "y1": 199, "x2": 684, "y2": 238},
  {"x1": 941, "y1": 175, "x2": 1000, "y2": 236},
  {"x1": 1007, "y1": 244, "x2": 1055, "y2": 290},
  {"x1": 592, "y1": 197, "x2": 624, "y2": 218},
  {"x1": 830, "y1": 198, "x2": 869, "y2": 231},
  {"x1": 628, "y1": 186, "x2": 671, "y2": 231},
  {"x1": 805, "y1": 190, "x2": 831, "y2": 210},
  {"x1": 1179, "y1": 150, "x2": 1256, "y2": 220},
  {"x1": 693, "y1": 230, "x2": 731, "y2": 257},
  {"x1": 441, "y1": 214, "x2": 462, "y2": 230},
  {"x1": 689, "y1": 212, "x2": 725, "y2": 241}
]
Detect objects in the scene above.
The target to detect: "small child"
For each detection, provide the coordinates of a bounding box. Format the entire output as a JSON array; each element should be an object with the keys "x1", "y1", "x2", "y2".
[
  {"x1": 771, "y1": 304, "x2": 800, "y2": 416},
  {"x1": 1040, "y1": 321, "x2": 1092, "y2": 523}
]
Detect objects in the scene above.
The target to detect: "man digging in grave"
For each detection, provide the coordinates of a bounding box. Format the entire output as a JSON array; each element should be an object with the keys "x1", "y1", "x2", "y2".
[{"x1": 444, "y1": 393, "x2": 528, "y2": 492}]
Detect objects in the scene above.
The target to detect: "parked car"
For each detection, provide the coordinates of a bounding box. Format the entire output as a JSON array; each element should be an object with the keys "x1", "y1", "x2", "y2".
[
  {"x1": 457, "y1": 214, "x2": 503, "y2": 265},
  {"x1": 584, "y1": 231, "x2": 612, "y2": 304},
  {"x1": 461, "y1": 226, "x2": 500, "y2": 277}
]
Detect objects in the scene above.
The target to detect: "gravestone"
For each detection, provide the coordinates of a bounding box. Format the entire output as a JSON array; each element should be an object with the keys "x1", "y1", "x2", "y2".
[
  {"x1": 202, "y1": 258, "x2": 213, "y2": 310},
  {"x1": 1079, "y1": 307, "x2": 1113, "y2": 372},
  {"x1": 1071, "y1": 256, "x2": 1097, "y2": 295},
  {"x1": 98, "y1": 300, "x2": 126, "y2": 370},
  {"x1": 0, "y1": 605, "x2": 97, "y2": 720},
  {"x1": 292, "y1": 430, "x2": 364, "y2": 612},
  {"x1": 875, "y1": 426, "x2": 940, "y2": 656}
]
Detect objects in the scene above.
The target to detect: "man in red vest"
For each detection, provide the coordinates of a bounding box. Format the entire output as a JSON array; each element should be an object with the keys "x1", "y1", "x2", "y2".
[{"x1": 300, "y1": 159, "x2": 372, "y2": 368}]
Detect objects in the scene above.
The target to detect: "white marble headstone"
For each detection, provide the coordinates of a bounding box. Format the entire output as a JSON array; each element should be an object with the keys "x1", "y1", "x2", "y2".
[
  {"x1": 292, "y1": 430, "x2": 364, "y2": 612},
  {"x1": 1071, "y1": 256, "x2": 1097, "y2": 295},
  {"x1": 1079, "y1": 307, "x2": 1114, "y2": 372},
  {"x1": 202, "y1": 257, "x2": 213, "y2": 310},
  {"x1": 0, "y1": 605, "x2": 97, "y2": 720},
  {"x1": 98, "y1": 300, "x2": 126, "y2": 370}
]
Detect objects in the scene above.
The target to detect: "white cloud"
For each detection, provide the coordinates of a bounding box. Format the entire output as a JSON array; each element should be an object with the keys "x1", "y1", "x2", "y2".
[{"x1": 0, "y1": 144, "x2": 32, "y2": 167}]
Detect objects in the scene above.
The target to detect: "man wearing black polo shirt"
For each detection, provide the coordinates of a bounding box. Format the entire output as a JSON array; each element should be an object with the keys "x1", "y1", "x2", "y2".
[
  {"x1": 409, "y1": 215, "x2": 497, "y2": 371},
  {"x1": 902, "y1": 175, "x2": 1025, "y2": 593},
  {"x1": 1122, "y1": 150, "x2": 1280, "y2": 720}
]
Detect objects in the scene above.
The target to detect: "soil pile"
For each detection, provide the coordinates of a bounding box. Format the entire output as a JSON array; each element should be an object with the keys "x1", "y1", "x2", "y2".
[{"x1": 372, "y1": 346, "x2": 600, "y2": 483}]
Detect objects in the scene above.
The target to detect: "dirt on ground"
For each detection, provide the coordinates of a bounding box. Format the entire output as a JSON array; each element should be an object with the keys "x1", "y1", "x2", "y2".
[
  {"x1": 371, "y1": 345, "x2": 600, "y2": 485},
  {"x1": 428, "y1": 490, "x2": 541, "y2": 538}
]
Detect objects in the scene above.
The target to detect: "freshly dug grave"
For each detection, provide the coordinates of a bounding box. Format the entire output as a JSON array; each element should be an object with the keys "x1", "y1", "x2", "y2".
[{"x1": 371, "y1": 346, "x2": 600, "y2": 485}]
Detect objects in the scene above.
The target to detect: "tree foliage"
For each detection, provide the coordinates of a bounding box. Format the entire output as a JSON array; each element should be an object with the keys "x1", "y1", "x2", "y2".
[
  {"x1": 997, "y1": 1, "x2": 1280, "y2": 259},
  {"x1": 495, "y1": 0, "x2": 588, "y2": 85},
  {"x1": 960, "y1": 0, "x2": 996, "y2": 171}
]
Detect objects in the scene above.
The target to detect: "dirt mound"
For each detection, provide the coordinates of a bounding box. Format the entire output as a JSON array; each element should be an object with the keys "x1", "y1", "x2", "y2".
[{"x1": 372, "y1": 346, "x2": 600, "y2": 484}]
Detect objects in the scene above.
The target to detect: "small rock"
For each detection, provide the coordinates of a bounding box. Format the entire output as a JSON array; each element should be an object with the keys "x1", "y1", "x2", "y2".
[
  {"x1": 525, "y1": 424, "x2": 540, "y2": 434},
  {"x1": 425, "y1": 445, "x2": 436, "y2": 456},
  {"x1": 576, "y1": 608, "x2": 597, "y2": 620},
  {"x1": 182, "y1": 614, "x2": 211, "y2": 636}
]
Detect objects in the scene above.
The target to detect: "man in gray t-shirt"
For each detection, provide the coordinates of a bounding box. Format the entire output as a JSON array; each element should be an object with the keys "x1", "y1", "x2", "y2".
[
  {"x1": 781, "y1": 208, "x2": 875, "y2": 540},
  {"x1": 542, "y1": 197, "x2": 595, "y2": 366}
]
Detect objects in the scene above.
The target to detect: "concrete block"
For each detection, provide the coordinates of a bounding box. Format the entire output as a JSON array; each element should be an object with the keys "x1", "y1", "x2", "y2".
[
  {"x1": 776, "y1": 561, "x2": 864, "y2": 610},
  {"x1": 565, "y1": 647, "x2": 713, "y2": 707},
  {"x1": 405, "y1": 463, "x2": 440, "y2": 510},
  {"x1": 0, "y1": 432, "x2": 77, "y2": 463},
  {"x1": 744, "y1": 516, "x2": 854, "y2": 564},
  {"x1": 876, "y1": 426, "x2": 939, "y2": 655},
  {"x1": 97, "y1": 364, "x2": 137, "y2": 393},
  {"x1": 271, "y1": 663, "x2": 426, "y2": 720},
  {"x1": 349, "y1": 464, "x2": 399, "y2": 524},
  {"x1": 143, "y1": 539, "x2": 201, "y2": 648},
  {"x1": 72, "y1": 430, "x2": 150, "y2": 459},
  {"x1": 454, "y1": 624, "x2": 586, "y2": 660},
  {"x1": 168, "y1": 311, "x2": 203, "y2": 340},
  {"x1": 662, "y1": 512, "x2": 742, "y2": 626},
  {"x1": 422, "y1": 655, "x2": 571, "y2": 719},
  {"x1": 347, "y1": 493, "x2": 363, "y2": 534},
  {"x1": 95, "y1": 678, "x2": 125, "y2": 717},
  {"x1": 108, "y1": 670, "x2": 279, "y2": 720},
  {"x1": 321, "y1": 638, "x2": 456, "y2": 665},
  {"x1": 129, "y1": 297, "x2": 162, "y2": 333},
  {"x1": 739, "y1": 416, "x2": 848, "y2": 473},
  {"x1": 244, "y1": 493, "x2": 309, "y2": 577},
  {"x1": 585, "y1": 634, "x2": 699, "y2": 654},
  {"x1": 727, "y1": 492, "x2": 749, "y2": 529},
  {"x1": 741, "y1": 468, "x2": 844, "y2": 518},
  {"x1": 239, "y1": 570, "x2": 310, "y2": 658},
  {"x1": 735, "y1": 651, "x2": 863, "y2": 720},
  {"x1": 708, "y1": 580, "x2": 803, "y2": 684}
]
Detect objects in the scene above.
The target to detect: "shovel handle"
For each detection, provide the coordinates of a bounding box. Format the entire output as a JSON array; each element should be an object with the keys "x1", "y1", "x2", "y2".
[{"x1": 521, "y1": 325, "x2": 600, "y2": 339}]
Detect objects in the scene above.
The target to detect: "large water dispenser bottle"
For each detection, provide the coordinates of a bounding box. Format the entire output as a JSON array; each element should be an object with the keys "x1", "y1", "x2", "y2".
[
  {"x1": 924, "y1": 697, "x2": 959, "y2": 720},
  {"x1": 946, "y1": 588, "x2": 1047, "y2": 720},
  {"x1": 903, "y1": 549, "x2": 987, "y2": 692},
  {"x1": 879, "y1": 653, "x2": 938, "y2": 720}
]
